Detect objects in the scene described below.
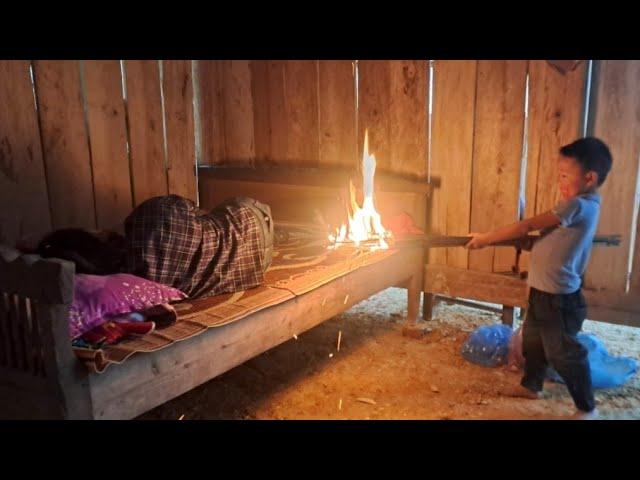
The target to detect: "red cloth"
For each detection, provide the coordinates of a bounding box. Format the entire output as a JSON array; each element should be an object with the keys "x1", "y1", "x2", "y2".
[
  {"x1": 385, "y1": 212, "x2": 424, "y2": 237},
  {"x1": 81, "y1": 320, "x2": 156, "y2": 345}
]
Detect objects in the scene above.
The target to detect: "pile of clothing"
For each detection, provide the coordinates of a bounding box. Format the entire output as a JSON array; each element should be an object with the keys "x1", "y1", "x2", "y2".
[
  {"x1": 462, "y1": 323, "x2": 638, "y2": 389},
  {"x1": 27, "y1": 195, "x2": 275, "y2": 346}
]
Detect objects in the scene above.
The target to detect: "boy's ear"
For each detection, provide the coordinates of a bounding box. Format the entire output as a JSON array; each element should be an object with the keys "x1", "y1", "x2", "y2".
[{"x1": 586, "y1": 170, "x2": 599, "y2": 187}]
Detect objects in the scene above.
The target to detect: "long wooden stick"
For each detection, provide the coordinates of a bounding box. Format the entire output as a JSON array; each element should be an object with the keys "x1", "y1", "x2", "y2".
[
  {"x1": 273, "y1": 222, "x2": 622, "y2": 250},
  {"x1": 398, "y1": 234, "x2": 621, "y2": 248}
]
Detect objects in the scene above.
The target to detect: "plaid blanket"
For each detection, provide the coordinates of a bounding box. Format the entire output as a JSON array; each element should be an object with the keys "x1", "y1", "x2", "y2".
[{"x1": 125, "y1": 195, "x2": 273, "y2": 298}]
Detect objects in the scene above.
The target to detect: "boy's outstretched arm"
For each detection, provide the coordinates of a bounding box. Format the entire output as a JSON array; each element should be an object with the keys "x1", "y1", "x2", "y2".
[{"x1": 466, "y1": 211, "x2": 561, "y2": 249}]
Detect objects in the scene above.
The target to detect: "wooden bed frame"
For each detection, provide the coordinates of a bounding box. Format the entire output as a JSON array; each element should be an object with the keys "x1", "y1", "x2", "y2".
[
  {"x1": 0, "y1": 167, "x2": 428, "y2": 419},
  {"x1": 0, "y1": 244, "x2": 422, "y2": 419}
]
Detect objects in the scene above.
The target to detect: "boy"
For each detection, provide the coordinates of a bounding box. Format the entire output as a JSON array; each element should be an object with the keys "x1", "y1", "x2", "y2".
[{"x1": 466, "y1": 137, "x2": 613, "y2": 419}]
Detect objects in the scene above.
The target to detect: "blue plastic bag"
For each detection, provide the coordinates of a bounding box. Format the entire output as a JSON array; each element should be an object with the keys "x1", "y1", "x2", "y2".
[
  {"x1": 461, "y1": 324, "x2": 513, "y2": 367},
  {"x1": 546, "y1": 333, "x2": 638, "y2": 389}
]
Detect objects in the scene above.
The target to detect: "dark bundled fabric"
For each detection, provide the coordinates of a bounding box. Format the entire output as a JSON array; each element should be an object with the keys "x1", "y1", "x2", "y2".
[
  {"x1": 36, "y1": 228, "x2": 126, "y2": 275},
  {"x1": 124, "y1": 195, "x2": 273, "y2": 298}
]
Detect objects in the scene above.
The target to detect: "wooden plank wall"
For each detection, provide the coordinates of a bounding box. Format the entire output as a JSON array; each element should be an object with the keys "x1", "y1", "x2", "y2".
[
  {"x1": 0, "y1": 60, "x2": 198, "y2": 246},
  {"x1": 197, "y1": 59, "x2": 429, "y2": 233},
  {"x1": 429, "y1": 60, "x2": 529, "y2": 275},
  {"x1": 426, "y1": 59, "x2": 640, "y2": 323},
  {"x1": 428, "y1": 60, "x2": 477, "y2": 270},
  {"x1": 0, "y1": 61, "x2": 52, "y2": 245},
  {"x1": 199, "y1": 60, "x2": 429, "y2": 180},
  {"x1": 469, "y1": 60, "x2": 528, "y2": 274},
  {"x1": 123, "y1": 60, "x2": 168, "y2": 205},
  {"x1": 4, "y1": 58, "x2": 640, "y2": 324},
  {"x1": 522, "y1": 60, "x2": 587, "y2": 271},
  {"x1": 584, "y1": 61, "x2": 640, "y2": 295},
  {"x1": 32, "y1": 60, "x2": 96, "y2": 232}
]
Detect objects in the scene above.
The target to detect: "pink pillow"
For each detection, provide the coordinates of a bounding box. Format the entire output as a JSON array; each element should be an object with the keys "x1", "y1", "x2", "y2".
[{"x1": 68, "y1": 273, "x2": 187, "y2": 339}]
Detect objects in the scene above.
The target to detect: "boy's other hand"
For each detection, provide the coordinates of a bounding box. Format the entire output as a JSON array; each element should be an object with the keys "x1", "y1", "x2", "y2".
[{"x1": 465, "y1": 233, "x2": 488, "y2": 250}]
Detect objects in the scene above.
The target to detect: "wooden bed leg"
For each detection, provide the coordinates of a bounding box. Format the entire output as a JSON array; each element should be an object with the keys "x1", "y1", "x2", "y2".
[
  {"x1": 501, "y1": 306, "x2": 514, "y2": 327},
  {"x1": 406, "y1": 272, "x2": 421, "y2": 325},
  {"x1": 422, "y1": 292, "x2": 435, "y2": 321},
  {"x1": 519, "y1": 308, "x2": 527, "y2": 323},
  {"x1": 402, "y1": 267, "x2": 428, "y2": 339}
]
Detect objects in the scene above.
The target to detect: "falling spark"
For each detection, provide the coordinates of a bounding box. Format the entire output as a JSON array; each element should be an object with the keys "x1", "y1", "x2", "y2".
[
  {"x1": 329, "y1": 353, "x2": 333, "y2": 358},
  {"x1": 178, "y1": 414, "x2": 185, "y2": 420},
  {"x1": 338, "y1": 398, "x2": 343, "y2": 410},
  {"x1": 343, "y1": 294, "x2": 349, "y2": 305},
  {"x1": 293, "y1": 334, "x2": 298, "y2": 340},
  {"x1": 337, "y1": 330, "x2": 342, "y2": 351}
]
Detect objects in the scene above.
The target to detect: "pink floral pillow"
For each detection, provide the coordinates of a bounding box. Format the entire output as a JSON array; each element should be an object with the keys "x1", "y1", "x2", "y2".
[{"x1": 68, "y1": 273, "x2": 186, "y2": 339}]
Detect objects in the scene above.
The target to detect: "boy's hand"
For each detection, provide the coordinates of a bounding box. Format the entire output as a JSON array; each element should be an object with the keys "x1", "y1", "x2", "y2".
[{"x1": 465, "y1": 233, "x2": 489, "y2": 250}]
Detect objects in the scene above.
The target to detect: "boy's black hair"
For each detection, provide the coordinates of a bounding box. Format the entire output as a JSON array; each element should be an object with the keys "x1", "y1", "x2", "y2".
[{"x1": 559, "y1": 137, "x2": 613, "y2": 186}]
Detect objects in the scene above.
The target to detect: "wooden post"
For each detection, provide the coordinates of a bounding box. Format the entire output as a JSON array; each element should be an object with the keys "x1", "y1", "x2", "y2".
[
  {"x1": 422, "y1": 292, "x2": 435, "y2": 321},
  {"x1": 39, "y1": 303, "x2": 93, "y2": 419},
  {"x1": 519, "y1": 308, "x2": 528, "y2": 323},
  {"x1": 502, "y1": 306, "x2": 515, "y2": 327},
  {"x1": 402, "y1": 250, "x2": 428, "y2": 338},
  {"x1": 406, "y1": 270, "x2": 422, "y2": 326},
  {"x1": 0, "y1": 252, "x2": 93, "y2": 419}
]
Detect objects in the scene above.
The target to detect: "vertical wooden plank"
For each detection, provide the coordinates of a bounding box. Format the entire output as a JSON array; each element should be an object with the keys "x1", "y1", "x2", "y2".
[
  {"x1": 585, "y1": 60, "x2": 640, "y2": 293},
  {"x1": 429, "y1": 60, "x2": 477, "y2": 269},
  {"x1": 358, "y1": 61, "x2": 392, "y2": 173},
  {"x1": 197, "y1": 60, "x2": 225, "y2": 165},
  {"x1": 220, "y1": 61, "x2": 255, "y2": 165},
  {"x1": 83, "y1": 61, "x2": 132, "y2": 231},
  {"x1": 468, "y1": 60, "x2": 527, "y2": 273},
  {"x1": 523, "y1": 60, "x2": 586, "y2": 272},
  {"x1": 358, "y1": 60, "x2": 428, "y2": 179},
  {"x1": 37, "y1": 302, "x2": 93, "y2": 418},
  {"x1": 8, "y1": 295, "x2": 25, "y2": 371},
  {"x1": 0, "y1": 293, "x2": 11, "y2": 366},
  {"x1": 17, "y1": 297, "x2": 33, "y2": 374},
  {"x1": 265, "y1": 61, "x2": 288, "y2": 165},
  {"x1": 33, "y1": 60, "x2": 96, "y2": 230},
  {"x1": 249, "y1": 60, "x2": 269, "y2": 165},
  {"x1": 526, "y1": 60, "x2": 586, "y2": 218},
  {"x1": 318, "y1": 61, "x2": 357, "y2": 169},
  {"x1": 631, "y1": 212, "x2": 640, "y2": 293},
  {"x1": 250, "y1": 61, "x2": 318, "y2": 167},
  {"x1": 250, "y1": 61, "x2": 285, "y2": 166},
  {"x1": 283, "y1": 61, "x2": 319, "y2": 166},
  {"x1": 162, "y1": 60, "x2": 197, "y2": 202},
  {"x1": 388, "y1": 60, "x2": 429, "y2": 179},
  {"x1": 0, "y1": 60, "x2": 52, "y2": 246},
  {"x1": 124, "y1": 60, "x2": 168, "y2": 204},
  {"x1": 26, "y1": 298, "x2": 44, "y2": 376},
  {"x1": 501, "y1": 306, "x2": 514, "y2": 327}
]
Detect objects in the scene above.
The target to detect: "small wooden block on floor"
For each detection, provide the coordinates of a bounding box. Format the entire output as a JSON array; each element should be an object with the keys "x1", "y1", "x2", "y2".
[{"x1": 402, "y1": 324, "x2": 432, "y2": 339}]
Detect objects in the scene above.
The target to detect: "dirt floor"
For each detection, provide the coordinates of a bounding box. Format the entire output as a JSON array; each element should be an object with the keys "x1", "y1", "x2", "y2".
[{"x1": 140, "y1": 288, "x2": 640, "y2": 420}]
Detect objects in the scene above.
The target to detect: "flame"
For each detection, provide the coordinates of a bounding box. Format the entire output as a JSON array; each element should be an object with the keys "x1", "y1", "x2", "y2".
[{"x1": 329, "y1": 130, "x2": 392, "y2": 250}]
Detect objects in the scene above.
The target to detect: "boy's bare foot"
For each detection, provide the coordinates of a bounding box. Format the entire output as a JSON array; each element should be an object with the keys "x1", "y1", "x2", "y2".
[
  {"x1": 500, "y1": 385, "x2": 541, "y2": 400},
  {"x1": 569, "y1": 408, "x2": 599, "y2": 420}
]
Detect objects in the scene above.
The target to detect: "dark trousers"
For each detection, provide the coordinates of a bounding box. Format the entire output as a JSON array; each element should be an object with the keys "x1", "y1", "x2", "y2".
[{"x1": 521, "y1": 287, "x2": 595, "y2": 412}]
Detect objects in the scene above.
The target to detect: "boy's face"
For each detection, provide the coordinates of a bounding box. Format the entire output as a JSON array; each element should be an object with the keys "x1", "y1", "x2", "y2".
[{"x1": 557, "y1": 156, "x2": 598, "y2": 200}]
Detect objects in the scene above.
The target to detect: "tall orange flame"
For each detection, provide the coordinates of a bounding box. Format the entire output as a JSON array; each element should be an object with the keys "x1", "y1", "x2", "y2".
[{"x1": 329, "y1": 129, "x2": 392, "y2": 250}]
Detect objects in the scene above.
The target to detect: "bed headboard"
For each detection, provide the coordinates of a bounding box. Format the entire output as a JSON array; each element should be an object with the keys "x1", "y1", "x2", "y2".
[
  {"x1": 0, "y1": 245, "x2": 92, "y2": 419},
  {"x1": 197, "y1": 166, "x2": 431, "y2": 232}
]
